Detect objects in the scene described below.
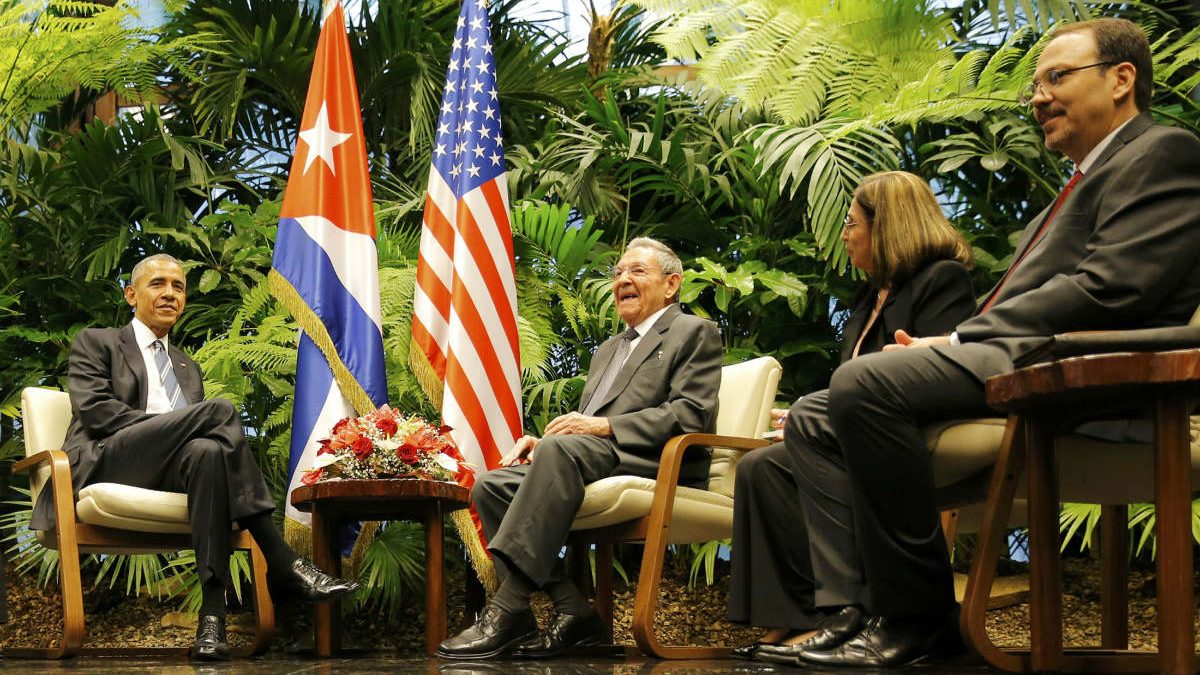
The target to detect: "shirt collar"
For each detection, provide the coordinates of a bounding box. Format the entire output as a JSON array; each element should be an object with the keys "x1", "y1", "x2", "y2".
[
  {"x1": 131, "y1": 317, "x2": 169, "y2": 351},
  {"x1": 1077, "y1": 116, "x2": 1135, "y2": 175},
  {"x1": 631, "y1": 304, "x2": 673, "y2": 338}
]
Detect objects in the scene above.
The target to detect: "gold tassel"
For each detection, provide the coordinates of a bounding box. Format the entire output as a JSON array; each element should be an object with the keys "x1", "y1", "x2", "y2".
[
  {"x1": 407, "y1": 342, "x2": 443, "y2": 411},
  {"x1": 451, "y1": 509, "x2": 497, "y2": 594},
  {"x1": 270, "y1": 270, "x2": 377, "y2": 416},
  {"x1": 284, "y1": 517, "x2": 313, "y2": 562}
]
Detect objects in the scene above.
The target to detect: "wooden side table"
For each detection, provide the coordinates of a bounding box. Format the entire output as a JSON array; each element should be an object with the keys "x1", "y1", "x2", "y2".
[{"x1": 290, "y1": 479, "x2": 471, "y2": 657}]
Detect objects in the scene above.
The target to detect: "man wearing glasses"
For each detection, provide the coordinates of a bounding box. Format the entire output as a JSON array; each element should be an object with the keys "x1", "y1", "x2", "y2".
[
  {"x1": 437, "y1": 237, "x2": 722, "y2": 660},
  {"x1": 769, "y1": 18, "x2": 1200, "y2": 669}
]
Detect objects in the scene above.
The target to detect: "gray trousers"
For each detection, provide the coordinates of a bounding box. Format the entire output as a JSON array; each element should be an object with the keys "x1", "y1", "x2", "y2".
[
  {"x1": 473, "y1": 434, "x2": 621, "y2": 587},
  {"x1": 86, "y1": 398, "x2": 276, "y2": 585},
  {"x1": 786, "y1": 349, "x2": 991, "y2": 618}
]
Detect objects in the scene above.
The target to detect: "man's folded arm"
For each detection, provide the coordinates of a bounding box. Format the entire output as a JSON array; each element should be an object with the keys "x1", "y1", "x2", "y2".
[
  {"x1": 68, "y1": 328, "x2": 152, "y2": 438},
  {"x1": 607, "y1": 320, "x2": 722, "y2": 453}
]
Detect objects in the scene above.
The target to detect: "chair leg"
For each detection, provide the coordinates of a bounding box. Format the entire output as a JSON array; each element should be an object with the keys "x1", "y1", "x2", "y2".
[
  {"x1": 239, "y1": 534, "x2": 275, "y2": 657},
  {"x1": 593, "y1": 542, "x2": 614, "y2": 638},
  {"x1": 959, "y1": 416, "x2": 1027, "y2": 673},
  {"x1": 1099, "y1": 504, "x2": 1128, "y2": 650},
  {"x1": 631, "y1": 512, "x2": 727, "y2": 658},
  {"x1": 1153, "y1": 397, "x2": 1195, "y2": 675},
  {"x1": 1026, "y1": 416, "x2": 1063, "y2": 672},
  {"x1": 940, "y1": 509, "x2": 959, "y2": 558}
]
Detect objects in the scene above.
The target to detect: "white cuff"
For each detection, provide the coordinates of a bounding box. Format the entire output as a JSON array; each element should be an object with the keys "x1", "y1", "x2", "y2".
[{"x1": 949, "y1": 331, "x2": 961, "y2": 346}]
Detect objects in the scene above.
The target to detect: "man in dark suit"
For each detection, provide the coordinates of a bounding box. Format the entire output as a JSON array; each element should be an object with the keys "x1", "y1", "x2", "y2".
[
  {"x1": 436, "y1": 237, "x2": 723, "y2": 660},
  {"x1": 30, "y1": 253, "x2": 359, "y2": 660},
  {"x1": 769, "y1": 18, "x2": 1200, "y2": 668}
]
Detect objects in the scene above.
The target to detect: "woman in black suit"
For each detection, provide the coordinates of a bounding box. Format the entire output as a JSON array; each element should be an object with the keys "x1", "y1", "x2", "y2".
[{"x1": 729, "y1": 171, "x2": 975, "y2": 659}]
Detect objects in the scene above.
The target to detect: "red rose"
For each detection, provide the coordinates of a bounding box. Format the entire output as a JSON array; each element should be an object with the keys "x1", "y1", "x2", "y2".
[
  {"x1": 438, "y1": 424, "x2": 453, "y2": 435},
  {"x1": 351, "y1": 436, "x2": 374, "y2": 460},
  {"x1": 332, "y1": 417, "x2": 350, "y2": 433},
  {"x1": 375, "y1": 416, "x2": 398, "y2": 436},
  {"x1": 316, "y1": 439, "x2": 334, "y2": 455},
  {"x1": 301, "y1": 469, "x2": 324, "y2": 486},
  {"x1": 396, "y1": 444, "x2": 420, "y2": 464}
]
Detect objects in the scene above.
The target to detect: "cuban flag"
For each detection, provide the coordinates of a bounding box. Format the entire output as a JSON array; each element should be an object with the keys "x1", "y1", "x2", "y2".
[
  {"x1": 411, "y1": 0, "x2": 521, "y2": 583},
  {"x1": 270, "y1": 0, "x2": 388, "y2": 538}
]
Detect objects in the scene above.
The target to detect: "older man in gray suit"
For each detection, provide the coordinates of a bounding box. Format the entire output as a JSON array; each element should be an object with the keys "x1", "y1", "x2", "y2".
[
  {"x1": 760, "y1": 18, "x2": 1200, "y2": 669},
  {"x1": 437, "y1": 237, "x2": 723, "y2": 660}
]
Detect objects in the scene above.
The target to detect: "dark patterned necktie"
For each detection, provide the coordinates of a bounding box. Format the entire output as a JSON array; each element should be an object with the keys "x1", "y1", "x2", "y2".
[
  {"x1": 152, "y1": 340, "x2": 188, "y2": 410},
  {"x1": 582, "y1": 329, "x2": 638, "y2": 415},
  {"x1": 980, "y1": 171, "x2": 1083, "y2": 314}
]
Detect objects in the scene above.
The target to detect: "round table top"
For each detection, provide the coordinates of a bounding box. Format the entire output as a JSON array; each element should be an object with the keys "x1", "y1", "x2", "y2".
[{"x1": 290, "y1": 478, "x2": 471, "y2": 511}]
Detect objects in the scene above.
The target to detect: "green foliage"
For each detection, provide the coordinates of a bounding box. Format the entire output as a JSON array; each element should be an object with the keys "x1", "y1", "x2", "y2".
[
  {"x1": 1059, "y1": 500, "x2": 1200, "y2": 559},
  {"x1": 353, "y1": 521, "x2": 427, "y2": 619}
]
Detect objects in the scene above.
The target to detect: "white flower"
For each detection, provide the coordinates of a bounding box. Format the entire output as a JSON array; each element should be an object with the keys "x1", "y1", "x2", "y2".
[{"x1": 434, "y1": 453, "x2": 459, "y2": 474}]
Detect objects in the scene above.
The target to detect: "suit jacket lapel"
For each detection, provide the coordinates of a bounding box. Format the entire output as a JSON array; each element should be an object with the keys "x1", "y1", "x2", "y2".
[
  {"x1": 590, "y1": 305, "x2": 679, "y2": 413},
  {"x1": 170, "y1": 345, "x2": 203, "y2": 403},
  {"x1": 118, "y1": 323, "x2": 150, "y2": 411},
  {"x1": 579, "y1": 338, "x2": 618, "y2": 412}
]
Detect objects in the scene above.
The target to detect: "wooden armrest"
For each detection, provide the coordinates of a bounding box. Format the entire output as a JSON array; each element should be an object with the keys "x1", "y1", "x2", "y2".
[
  {"x1": 987, "y1": 348, "x2": 1200, "y2": 411},
  {"x1": 652, "y1": 433, "x2": 769, "y2": 487},
  {"x1": 12, "y1": 449, "x2": 69, "y2": 475}
]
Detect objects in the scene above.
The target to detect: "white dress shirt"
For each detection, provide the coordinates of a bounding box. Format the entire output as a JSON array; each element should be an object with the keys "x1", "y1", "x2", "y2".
[{"x1": 131, "y1": 317, "x2": 174, "y2": 414}]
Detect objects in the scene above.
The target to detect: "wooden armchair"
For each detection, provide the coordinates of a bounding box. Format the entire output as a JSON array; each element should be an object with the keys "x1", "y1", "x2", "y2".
[
  {"x1": 566, "y1": 355, "x2": 782, "y2": 659},
  {"x1": 5, "y1": 387, "x2": 275, "y2": 658},
  {"x1": 928, "y1": 327, "x2": 1200, "y2": 674}
]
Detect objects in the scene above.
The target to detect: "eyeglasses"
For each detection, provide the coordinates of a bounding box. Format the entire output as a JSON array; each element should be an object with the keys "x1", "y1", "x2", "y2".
[
  {"x1": 1018, "y1": 62, "x2": 1114, "y2": 105},
  {"x1": 608, "y1": 264, "x2": 663, "y2": 280},
  {"x1": 843, "y1": 214, "x2": 866, "y2": 228}
]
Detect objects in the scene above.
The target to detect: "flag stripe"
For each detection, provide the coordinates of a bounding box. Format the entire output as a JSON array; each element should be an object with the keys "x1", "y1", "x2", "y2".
[
  {"x1": 274, "y1": 219, "x2": 388, "y2": 404},
  {"x1": 454, "y1": 195, "x2": 519, "y2": 364}
]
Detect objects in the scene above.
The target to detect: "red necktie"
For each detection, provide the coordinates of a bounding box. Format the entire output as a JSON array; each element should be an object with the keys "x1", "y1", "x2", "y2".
[{"x1": 979, "y1": 171, "x2": 1083, "y2": 313}]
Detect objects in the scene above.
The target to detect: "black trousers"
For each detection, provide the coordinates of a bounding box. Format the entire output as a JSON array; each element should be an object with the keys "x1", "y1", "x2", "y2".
[
  {"x1": 728, "y1": 441, "x2": 822, "y2": 629},
  {"x1": 85, "y1": 398, "x2": 276, "y2": 585},
  {"x1": 473, "y1": 434, "x2": 621, "y2": 587},
  {"x1": 785, "y1": 348, "x2": 991, "y2": 618}
]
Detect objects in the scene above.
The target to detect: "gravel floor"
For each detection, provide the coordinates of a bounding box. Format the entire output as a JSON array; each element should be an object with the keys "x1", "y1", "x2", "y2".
[{"x1": 2, "y1": 553, "x2": 1198, "y2": 654}]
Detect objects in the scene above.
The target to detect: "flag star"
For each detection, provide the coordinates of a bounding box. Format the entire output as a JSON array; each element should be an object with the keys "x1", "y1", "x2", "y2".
[
  {"x1": 474, "y1": 59, "x2": 489, "y2": 74},
  {"x1": 461, "y1": 58, "x2": 471, "y2": 71},
  {"x1": 444, "y1": 81, "x2": 456, "y2": 93},
  {"x1": 457, "y1": 16, "x2": 465, "y2": 28},
  {"x1": 463, "y1": 118, "x2": 474, "y2": 133},
  {"x1": 298, "y1": 103, "x2": 351, "y2": 175},
  {"x1": 489, "y1": 152, "x2": 502, "y2": 166},
  {"x1": 450, "y1": 164, "x2": 462, "y2": 177},
  {"x1": 466, "y1": 99, "x2": 479, "y2": 113},
  {"x1": 449, "y1": 59, "x2": 459, "y2": 72},
  {"x1": 470, "y1": 80, "x2": 485, "y2": 94},
  {"x1": 466, "y1": 36, "x2": 478, "y2": 50},
  {"x1": 483, "y1": 43, "x2": 493, "y2": 55},
  {"x1": 483, "y1": 106, "x2": 496, "y2": 120},
  {"x1": 442, "y1": 101, "x2": 453, "y2": 114},
  {"x1": 470, "y1": 16, "x2": 483, "y2": 30},
  {"x1": 438, "y1": 122, "x2": 450, "y2": 135},
  {"x1": 455, "y1": 141, "x2": 468, "y2": 155},
  {"x1": 473, "y1": 145, "x2": 485, "y2": 158},
  {"x1": 478, "y1": 126, "x2": 491, "y2": 139},
  {"x1": 435, "y1": 143, "x2": 447, "y2": 157},
  {"x1": 488, "y1": 87, "x2": 498, "y2": 99},
  {"x1": 452, "y1": 37, "x2": 462, "y2": 50},
  {"x1": 467, "y1": 164, "x2": 480, "y2": 177}
]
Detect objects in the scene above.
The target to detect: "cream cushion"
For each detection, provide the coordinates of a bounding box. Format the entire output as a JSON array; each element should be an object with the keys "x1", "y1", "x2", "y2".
[
  {"x1": 22, "y1": 387, "x2": 200, "y2": 536},
  {"x1": 570, "y1": 356, "x2": 782, "y2": 543},
  {"x1": 929, "y1": 415, "x2": 1200, "y2": 533}
]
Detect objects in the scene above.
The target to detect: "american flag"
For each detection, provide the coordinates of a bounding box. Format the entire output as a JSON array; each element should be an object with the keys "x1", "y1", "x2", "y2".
[
  {"x1": 412, "y1": 0, "x2": 521, "y2": 549},
  {"x1": 271, "y1": 0, "x2": 387, "y2": 541}
]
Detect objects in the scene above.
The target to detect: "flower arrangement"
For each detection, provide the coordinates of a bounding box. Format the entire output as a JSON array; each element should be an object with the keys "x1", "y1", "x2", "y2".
[{"x1": 300, "y1": 405, "x2": 469, "y2": 485}]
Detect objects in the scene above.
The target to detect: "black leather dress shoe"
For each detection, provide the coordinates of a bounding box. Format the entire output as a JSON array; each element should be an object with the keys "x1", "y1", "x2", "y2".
[
  {"x1": 436, "y1": 604, "x2": 539, "y2": 660},
  {"x1": 275, "y1": 558, "x2": 360, "y2": 602},
  {"x1": 731, "y1": 641, "x2": 769, "y2": 659},
  {"x1": 512, "y1": 610, "x2": 607, "y2": 658},
  {"x1": 191, "y1": 614, "x2": 230, "y2": 661},
  {"x1": 756, "y1": 605, "x2": 865, "y2": 665},
  {"x1": 797, "y1": 613, "x2": 964, "y2": 668}
]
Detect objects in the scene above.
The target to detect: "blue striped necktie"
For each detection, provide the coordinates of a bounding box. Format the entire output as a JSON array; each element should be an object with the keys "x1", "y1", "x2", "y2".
[{"x1": 152, "y1": 340, "x2": 188, "y2": 410}]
